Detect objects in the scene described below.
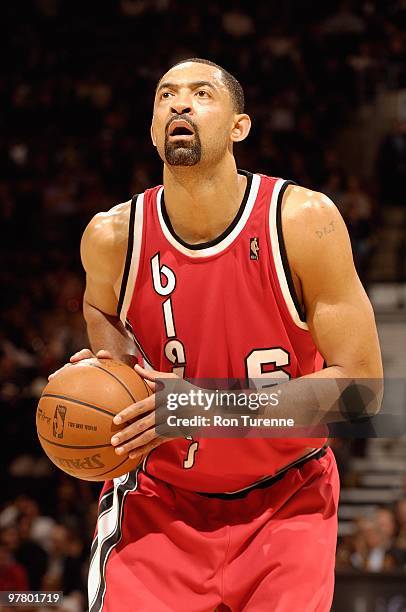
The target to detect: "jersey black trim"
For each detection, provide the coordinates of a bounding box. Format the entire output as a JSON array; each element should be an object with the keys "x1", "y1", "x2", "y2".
[
  {"x1": 125, "y1": 318, "x2": 155, "y2": 373},
  {"x1": 198, "y1": 446, "x2": 327, "y2": 500},
  {"x1": 160, "y1": 170, "x2": 253, "y2": 250},
  {"x1": 276, "y1": 181, "x2": 307, "y2": 323},
  {"x1": 117, "y1": 194, "x2": 138, "y2": 318},
  {"x1": 98, "y1": 489, "x2": 114, "y2": 515}
]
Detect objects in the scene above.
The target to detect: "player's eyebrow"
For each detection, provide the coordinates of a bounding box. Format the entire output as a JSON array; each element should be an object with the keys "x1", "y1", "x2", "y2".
[{"x1": 157, "y1": 80, "x2": 217, "y2": 93}]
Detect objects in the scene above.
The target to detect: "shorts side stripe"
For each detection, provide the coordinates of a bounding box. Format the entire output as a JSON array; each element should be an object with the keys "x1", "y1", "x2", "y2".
[{"x1": 88, "y1": 470, "x2": 140, "y2": 612}]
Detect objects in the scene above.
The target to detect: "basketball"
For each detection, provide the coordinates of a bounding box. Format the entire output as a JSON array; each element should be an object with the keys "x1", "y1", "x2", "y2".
[{"x1": 36, "y1": 358, "x2": 152, "y2": 481}]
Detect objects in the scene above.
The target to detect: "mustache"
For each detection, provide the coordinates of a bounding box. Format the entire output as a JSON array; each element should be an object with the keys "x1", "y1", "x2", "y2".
[{"x1": 165, "y1": 115, "x2": 198, "y2": 135}]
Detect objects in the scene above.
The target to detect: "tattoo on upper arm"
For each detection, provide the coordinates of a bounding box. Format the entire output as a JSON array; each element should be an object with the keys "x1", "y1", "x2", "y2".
[{"x1": 315, "y1": 221, "x2": 335, "y2": 239}]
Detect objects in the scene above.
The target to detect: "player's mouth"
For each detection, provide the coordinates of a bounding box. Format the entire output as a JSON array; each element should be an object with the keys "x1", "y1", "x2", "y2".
[{"x1": 167, "y1": 119, "x2": 195, "y2": 141}]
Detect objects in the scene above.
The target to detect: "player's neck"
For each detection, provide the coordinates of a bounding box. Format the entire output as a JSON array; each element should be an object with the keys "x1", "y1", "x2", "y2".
[{"x1": 162, "y1": 156, "x2": 247, "y2": 245}]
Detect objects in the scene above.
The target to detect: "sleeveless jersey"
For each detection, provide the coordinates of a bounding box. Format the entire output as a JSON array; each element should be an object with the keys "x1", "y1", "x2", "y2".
[{"x1": 117, "y1": 171, "x2": 327, "y2": 493}]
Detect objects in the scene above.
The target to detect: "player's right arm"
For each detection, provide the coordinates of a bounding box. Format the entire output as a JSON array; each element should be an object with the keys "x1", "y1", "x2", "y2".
[{"x1": 70, "y1": 202, "x2": 136, "y2": 367}]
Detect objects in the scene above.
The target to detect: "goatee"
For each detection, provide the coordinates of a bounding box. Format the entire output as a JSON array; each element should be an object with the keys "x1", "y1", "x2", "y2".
[{"x1": 164, "y1": 131, "x2": 202, "y2": 166}]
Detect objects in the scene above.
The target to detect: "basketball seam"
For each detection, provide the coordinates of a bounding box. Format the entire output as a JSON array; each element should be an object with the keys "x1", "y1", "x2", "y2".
[
  {"x1": 41, "y1": 394, "x2": 117, "y2": 416},
  {"x1": 86, "y1": 362, "x2": 138, "y2": 403},
  {"x1": 39, "y1": 431, "x2": 133, "y2": 479},
  {"x1": 37, "y1": 432, "x2": 113, "y2": 450},
  {"x1": 140, "y1": 376, "x2": 152, "y2": 397},
  {"x1": 93, "y1": 456, "x2": 130, "y2": 479}
]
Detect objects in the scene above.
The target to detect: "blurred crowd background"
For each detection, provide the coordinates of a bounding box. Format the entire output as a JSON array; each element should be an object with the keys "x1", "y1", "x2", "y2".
[{"x1": 1, "y1": 1, "x2": 405, "y2": 610}]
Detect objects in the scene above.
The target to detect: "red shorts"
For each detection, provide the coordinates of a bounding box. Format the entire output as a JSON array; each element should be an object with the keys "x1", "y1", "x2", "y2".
[{"x1": 88, "y1": 447, "x2": 339, "y2": 612}]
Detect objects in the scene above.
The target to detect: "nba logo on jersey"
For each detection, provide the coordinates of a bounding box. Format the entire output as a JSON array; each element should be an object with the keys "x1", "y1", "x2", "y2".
[{"x1": 250, "y1": 237, "x2": 259, "y2": 260}]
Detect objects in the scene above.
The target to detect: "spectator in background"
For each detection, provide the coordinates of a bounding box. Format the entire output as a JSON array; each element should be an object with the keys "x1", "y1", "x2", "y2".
[
  {"x1": 349, "y1": 507, "x2": 404, "y2": 572},
  {"x1": 43, "y1": 524, "x2": 86, "y2": 602},
  {"x1": 394, "y1": 498, "x2": 406, "y2": 568},
  {"x1": 0, "y1": 542, "x2": 28, "y2": 591},
  {"x1": 350, "y1": 517, "x2": 392, "y2": 572},
  {"x1": 15, "y1": 497, "x2": 56, "y2": 553},
  {"x1": 0, "y1": 521, "x2": 48, "y2": 590},
  {"x1": 321, "y1": 0, "x2": 366, "y2": 37}
]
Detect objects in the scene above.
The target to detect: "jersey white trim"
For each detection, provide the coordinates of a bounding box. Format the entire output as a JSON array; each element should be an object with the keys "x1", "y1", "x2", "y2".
[
  {"x1": 88, "y1": 470, "x2": 140, "y2": 612},
  {"x1": 156, "y1": 173, "x2": 261, "y2": 257},
  {"x1": 269, "y1": 179, "x2": 309, "y2": 331},
  {"x1": 118, "y1": 193, "x2": 144, "y2": 325}
]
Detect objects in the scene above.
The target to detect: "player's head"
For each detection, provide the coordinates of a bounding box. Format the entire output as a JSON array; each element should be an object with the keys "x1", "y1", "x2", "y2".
[{"x1": 151, "y1": 58, "x2": 251, "y2": 168}]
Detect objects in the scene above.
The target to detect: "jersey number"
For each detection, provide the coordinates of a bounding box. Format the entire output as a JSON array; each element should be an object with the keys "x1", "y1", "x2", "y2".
[
  {"x1": 245, "y1": 348, "x2": 290, "y2": 389},
  {"x1": 184, "y1": 347, "x2": 290, "y2": 469}
]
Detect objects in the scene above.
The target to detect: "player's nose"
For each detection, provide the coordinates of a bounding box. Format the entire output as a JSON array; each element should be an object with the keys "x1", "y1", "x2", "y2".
[
  {"x1": 171, "y1": 87, "x2": 192, "y2": 115},
  {"x1": 171, "y1": 101, "x2": 192, "y2": 115}
]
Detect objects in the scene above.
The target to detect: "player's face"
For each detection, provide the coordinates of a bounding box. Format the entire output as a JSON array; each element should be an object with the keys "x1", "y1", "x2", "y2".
[{"x1": 151, "y1": 63, "x2": 239, "y2": 167}]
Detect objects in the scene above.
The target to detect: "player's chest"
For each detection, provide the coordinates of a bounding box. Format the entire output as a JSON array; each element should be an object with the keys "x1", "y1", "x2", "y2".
[{"x1": 127, "y1": 247, "x2": 296, "y2": 379}]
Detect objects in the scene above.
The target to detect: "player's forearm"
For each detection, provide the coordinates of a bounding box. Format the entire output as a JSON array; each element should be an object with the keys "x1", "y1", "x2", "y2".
[
  {"x1": 83, "y1": 299, "x2": 136, "y2": 366},
  {"x1": 255, "y1": 366, "x2": 383, "y2": 426},
  {"x1": 157, "y1": 365, "x2": 383, "y2": 435}
]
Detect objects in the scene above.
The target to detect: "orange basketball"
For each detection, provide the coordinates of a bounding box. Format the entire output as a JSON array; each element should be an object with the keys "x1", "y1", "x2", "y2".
[{"x1": 36, "y1": 358, "x2": 152, "y2": 481}]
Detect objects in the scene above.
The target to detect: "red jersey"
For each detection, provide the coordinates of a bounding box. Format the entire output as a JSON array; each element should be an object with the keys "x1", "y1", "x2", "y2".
[{"x1": 117, "y1": 171, "x2": 327, "y2": 493}]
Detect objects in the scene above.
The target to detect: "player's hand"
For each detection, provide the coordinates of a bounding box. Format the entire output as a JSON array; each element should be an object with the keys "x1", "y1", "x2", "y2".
[
  {"x1": 110, "y1": 364, "x2": 189, "y2": 458},
  {"x1": 48, "y1": 348, "x2": 113, "y2": 380}
]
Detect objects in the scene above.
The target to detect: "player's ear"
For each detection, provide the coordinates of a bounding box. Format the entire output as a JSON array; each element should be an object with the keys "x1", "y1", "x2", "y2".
[
  {"x1": 230, "y1": 114, "x2": 251, "y2": 143},
  {"x1": 150, "y1": 124, "x2": 157, "y2": 147}
]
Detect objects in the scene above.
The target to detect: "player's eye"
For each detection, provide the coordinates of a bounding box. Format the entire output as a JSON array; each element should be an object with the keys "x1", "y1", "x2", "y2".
[
  {"x1": 196, "y1": 90, "x2": 209, "y2": 98},
  {"x1": 161, "y1": 91, "x2": 172, "y2": 99}
]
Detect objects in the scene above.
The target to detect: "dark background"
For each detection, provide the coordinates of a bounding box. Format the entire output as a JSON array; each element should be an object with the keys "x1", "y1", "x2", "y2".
[{"x1": 0, "y1": 1, "x2": 405, "y2": 610}]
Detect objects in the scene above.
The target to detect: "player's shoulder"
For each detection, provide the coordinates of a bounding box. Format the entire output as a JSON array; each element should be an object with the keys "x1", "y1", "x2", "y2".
[
  {"x1": 281, "y1": 183, "x2": 347, "y2": 238},
  {"x1": 84, "y1": 200, "x2": 132, "y2": 247},
  {"x1": 280, "y1": 183, "x2": 349, "y2": 268},
  {"x1": 81, "y1": 199, "x2": 132, "y2": 276},
  {"x1": 282, "y1": 184, "x2": 338, "y2": 224}
]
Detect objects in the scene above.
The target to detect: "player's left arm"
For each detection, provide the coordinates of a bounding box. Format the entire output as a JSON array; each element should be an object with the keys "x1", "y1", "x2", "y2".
[
  {"x1": 284, "y1": 185, "x2": 382, "y2": 381},
  {"x1": 271, "y1": 185, "x2": 384, "y2": 424}
]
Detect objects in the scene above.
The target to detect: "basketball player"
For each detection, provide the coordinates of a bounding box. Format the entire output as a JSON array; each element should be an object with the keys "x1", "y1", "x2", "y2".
[{"x1": 57, "y1": 59, "x2": 383, "y2": 610}]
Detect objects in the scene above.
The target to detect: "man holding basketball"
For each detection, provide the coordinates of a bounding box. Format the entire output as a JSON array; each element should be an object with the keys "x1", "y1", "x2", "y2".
[{"x1": 58, "y1": 59, "x2": 382, "y2": 610}]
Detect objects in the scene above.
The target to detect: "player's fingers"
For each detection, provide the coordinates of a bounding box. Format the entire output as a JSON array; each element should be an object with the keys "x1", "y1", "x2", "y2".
[
  {"x1": 113, "y1": 396, "x2": 155, "y2": 425},
  {"x1": 48, "y1": 347, "x2": 105, "y2": 380},
  {"x1": 134, "y1": 363, "x2": 178, "y2": 381},
  {"x1": 96, "y1": 349, "x2": 114, "y2": 359},
  {"x1": 145, "y1": 379, "x2": 157, "y2": 392},
  {"x1": 129, "y1": 436, "x2": 167, "y2": 460},
  {"x1": 70, "y1": 348, "x2": 95, "y2": 362},
  {"x1": 132, "y1": 366, "x2": 157, "y2": 392},
  {"x1": 114, "y1": 426, "x2": 156, "y2": 455},
  {"x1": 111, "y1": 411, "x2": 155, "y2": 448},
  {"x1": 134, "y1": 363, "x2": 158, "y2": 378},
  {"x1": 48, "y1": 363, "x2": 71, "y2": 381}
]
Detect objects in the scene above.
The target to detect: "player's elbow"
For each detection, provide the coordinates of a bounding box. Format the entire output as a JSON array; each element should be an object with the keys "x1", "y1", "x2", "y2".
[
  {"x1": 338, "y1": 377, "x2": 384, "y2": 421},
  {"x1": 356, "y1": 358, "x2": 384, "y2": 417},
  {"x1": 364, "y1": 378, "x2": 384, "y2": 417},
  {"x1": 339, "y1": 356, "x2": 384, "y2": 420}
]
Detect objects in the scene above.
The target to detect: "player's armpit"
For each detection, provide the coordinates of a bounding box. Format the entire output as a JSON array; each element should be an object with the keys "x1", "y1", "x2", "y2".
[{"x1": 283, "y1": 186, "x2": 383, "y2": 382}]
